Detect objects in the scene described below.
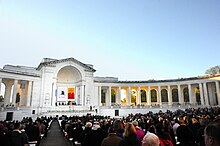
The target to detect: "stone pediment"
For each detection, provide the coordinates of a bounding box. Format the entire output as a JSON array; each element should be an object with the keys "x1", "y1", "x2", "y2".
[{"x1": 36, "y1": 57, "x2": 96, "y2": 72}]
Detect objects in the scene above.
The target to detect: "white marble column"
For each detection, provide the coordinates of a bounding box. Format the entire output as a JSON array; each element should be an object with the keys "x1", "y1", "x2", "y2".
[
  {"x1": 4, "y1": 85, "x2": 12, "y2": 106},
  {"x1": 199, "y1": 83, "x2": 204, "y2": 105},
  {"x1": 137, "y1": 86, "x2": 141, "y2": 105},
  {"x1": 147, "y1": 86, "x2": 151, "y2": 106},
  {"x1": 75, "y1": 86, "x2": 78, "y2": 104},
  {"x1": 0, "y1": 78, "x2": 2, "y2": 95},
  {"x1": 215, "y1": 81, "x2": 220, "y2": 105},
  {"x1": 108, "y1": 86, "x2": 112, "y2": 106},
  {"x1": 178, "y1": 85, "x2": 183, "y2": 104},
  {"x1": 26, "y1": 81, "x2": 33, "y2": 107},
  {"x1": 207, "y1": 83, "x2": 215, "y2": 105},
  {"x1": 81, "y1": 85, "x2": 85, "y2": 106},
  {"x1": 188, "y1": 84, "x2": 192, "y2": 104},
  {"x1": 12, "y1": 79, "x2": 18, "y2": 105},
  {"x1": 203, "y1": 83, "x2": 209, "y2": 106},
  {"x1": 168, "y1": 85, "x2": 172, "y2": 106},
  {"x1": 117, "y1": 87, "x2": 121, "y2": 104},
  {"x1": 191, "y1": 86, "x2": 197, "y2": 105},
  {"x1": 98, "y1": 86, "x2": 102, "y2": 106},
  {"x1": 53, "y1": 82, "x2": 58, "y2": 106},
  {"x1": 158, "y1": 86, "x2": 162, "y2": 106}
]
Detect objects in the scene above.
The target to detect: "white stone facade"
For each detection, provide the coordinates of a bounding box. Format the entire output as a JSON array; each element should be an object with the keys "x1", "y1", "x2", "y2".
[{"x1": 0, "y1": 57, "x2": 220, "y2": 118}]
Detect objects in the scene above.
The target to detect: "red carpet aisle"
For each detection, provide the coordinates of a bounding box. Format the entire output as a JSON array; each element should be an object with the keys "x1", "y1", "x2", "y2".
[{"x1": 40, "y1": 120, "x2": 72, "y2": 146}]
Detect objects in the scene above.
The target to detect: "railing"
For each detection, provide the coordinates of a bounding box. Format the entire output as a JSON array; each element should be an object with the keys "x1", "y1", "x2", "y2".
[{"x1": 99, "y1": 104, "x2": 207, "y2": 109}]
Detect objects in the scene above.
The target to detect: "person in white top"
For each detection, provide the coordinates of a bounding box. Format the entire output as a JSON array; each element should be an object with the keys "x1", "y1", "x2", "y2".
[
  {"x1": 173, "y1": 119, "x2": 180, "y2": 136},
  {"x1": 142, "y1": 132, "x2": 160, "y2": 146}
]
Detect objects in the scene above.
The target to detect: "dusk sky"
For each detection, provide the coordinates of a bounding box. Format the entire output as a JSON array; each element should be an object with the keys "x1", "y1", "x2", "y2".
[{"x1": 0, "y1": 0, "x2": 219, "y2": 80}]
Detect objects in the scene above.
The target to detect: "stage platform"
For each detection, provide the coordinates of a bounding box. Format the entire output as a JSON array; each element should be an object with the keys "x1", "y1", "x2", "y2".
[{"x1": 0, "y1": 105, "x2": 206, "y2": 121}]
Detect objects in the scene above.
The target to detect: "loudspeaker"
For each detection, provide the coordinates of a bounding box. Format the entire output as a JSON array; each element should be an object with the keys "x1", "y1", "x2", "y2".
[
  {"x1": 32, "y1": 110, "x2": 35, "y2": 114},
  {"x1": 6, "y1": 112, "x2": 13, "y2": 121},
  {"x1": 115, "y1": 110, "x2": 119, "y2": 116}
]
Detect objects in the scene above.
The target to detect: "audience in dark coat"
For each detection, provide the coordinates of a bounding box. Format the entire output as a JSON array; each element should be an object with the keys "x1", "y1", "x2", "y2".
[
  {"x1": 176, "y1": 125, "x2": 196, "y2": 146},
  {"x1": 101, "y1": 126, "x2": 122, "y2": 146},
  {"x1": 84, "y1": 121, "x2": 108, "y2": 146},
  {"x1": 118, "y1": 123, "x2": 141, "y2": 146}
]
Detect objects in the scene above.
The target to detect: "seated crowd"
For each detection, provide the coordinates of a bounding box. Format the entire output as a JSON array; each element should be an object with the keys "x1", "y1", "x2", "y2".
[
  {"x1": 0, "y1": 106, "x2": 219, "y2": 146},
  {"x1": 0, "y1": 116, "x2": 52, "y2": 146},
  {"x1": 59, "y1": 107, "x2": 220, "y2": 146}
]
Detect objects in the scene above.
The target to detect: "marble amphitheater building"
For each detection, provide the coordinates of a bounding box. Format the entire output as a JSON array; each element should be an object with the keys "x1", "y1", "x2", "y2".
[{"x1": 0, "y1": 57, "x2": 220, "y2": 119}]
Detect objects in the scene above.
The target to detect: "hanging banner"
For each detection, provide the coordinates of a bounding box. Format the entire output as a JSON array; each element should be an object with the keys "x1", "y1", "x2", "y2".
[
  {"x1": 68, "y1": 88, "x2": 75, "y2": 99},
  {"x1": 57, "y1": 87, "x2": 67, "y2": 101}
]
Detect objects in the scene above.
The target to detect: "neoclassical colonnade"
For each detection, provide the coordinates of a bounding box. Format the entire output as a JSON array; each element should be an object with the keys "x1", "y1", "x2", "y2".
[
  {"x1": 97, "y1": 80, "x2": 220, "y2": 107},
  {"x1": 0, "y1": 78, "x2": 33, "y2": 107}
]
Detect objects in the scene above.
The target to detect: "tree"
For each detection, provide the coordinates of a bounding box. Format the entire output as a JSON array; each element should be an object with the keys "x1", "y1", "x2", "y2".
[
  {"x1": 0, "y1": 95, "x2": 3, "y2": 102},
  {"x1": 205, "y1": 66, "x2": 220, "y2": 75},
  {"x1": 111, "y1": 89, "x2": 116, "y2": 103},
  {"x1": 131, "y1": 90, "x2": 136, "y2": 104}
]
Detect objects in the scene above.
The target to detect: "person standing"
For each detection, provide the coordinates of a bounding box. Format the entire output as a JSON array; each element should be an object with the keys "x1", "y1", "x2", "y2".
[
  {"x1": 84, "y1": 121, "x2": 108, "y2": 146},
  {"x1": 10, "y1": 122, "x2": 29, "y2": 146},
  {"x1": 118, "y1": 123, "x2": 141, "y2": 146},
  {"x1": 132, "y1": 120, "x2": 145, "y2": 142}
]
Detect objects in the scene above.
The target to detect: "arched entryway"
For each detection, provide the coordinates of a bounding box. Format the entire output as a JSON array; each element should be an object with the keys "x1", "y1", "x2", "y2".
[
  {"x1": 161, "y1": 89, "x2": 168, "y2": 103},
  {"x1": 183, "y1": 87, "x2": 189, "y2": 103},
  {"x1": 141, "y1": 89, "x2": 147, "y2": 103},
  {"x1": 172, "y1": 88, "x2": 179, "y2": 104},
  {"x1": 56, "y1": 65, "x2": 82, "y2": 105},
  {"x1": 151, "y1": 89, "x2": 157, "y2": 103}
]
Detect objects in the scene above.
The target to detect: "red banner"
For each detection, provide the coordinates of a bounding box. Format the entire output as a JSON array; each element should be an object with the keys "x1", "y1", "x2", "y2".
[{"x1": 68, "y1": 88, "x2": 74, "y2": 99}]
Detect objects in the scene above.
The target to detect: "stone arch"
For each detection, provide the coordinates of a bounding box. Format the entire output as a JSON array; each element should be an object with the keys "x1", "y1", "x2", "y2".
[
  {"x1": 172, "y1": 88, "x2": 179, "y2": 102},
  {"x1": 54, "y1": 64, "x2": 85, "y2": 82},
  {"x1": 161, "y1": 89, "x2": 168, "y2": 102},
  {"x1": 131, "y1": 89, "x2": 137, "y2": 104},
  {"x1": 183, "y1": 87, "x2": 189, "y2": 102},
  {"x1": 141, "y1": 89, "x2": 147, "y2": 102},
  {"x1": 151, "y1": 89, "x2": 157, "y2": 102},
  {"x1": 57, "y1": 65, "x2": 82, "y2": 84}
]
